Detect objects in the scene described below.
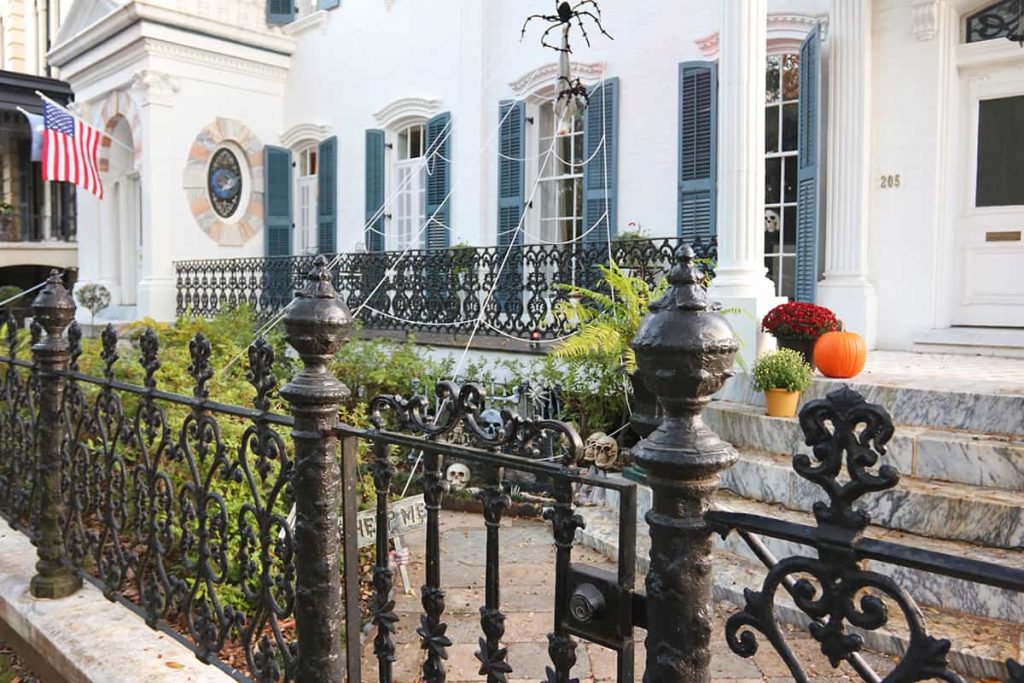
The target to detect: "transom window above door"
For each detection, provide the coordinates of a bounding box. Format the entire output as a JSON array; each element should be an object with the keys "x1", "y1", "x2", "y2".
[
  {"x1": 537, "y1": 100, "x2": 584, "y2": 244},
  {"x1": 965, "y1": 0, "x2": 1023, "y2": 44},
  {"x1": 764, "y1": 53, "x2": 800, "y2": 300}
]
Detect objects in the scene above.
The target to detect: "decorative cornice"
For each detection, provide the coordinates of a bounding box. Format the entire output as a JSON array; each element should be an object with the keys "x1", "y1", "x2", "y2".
[
  {"x1": 130, "y1": 69, "x2": 180, "y2": 106},
  {"x1": 145, "y1": 39, "x2": 290, "y2": 81},
  {"x1": 373, "y1": 97, "x2": 442, "y2": 127},
  {"x1": 509, "y1": 61, "x2": 606, "y2": 96},
  {"x1": 283, "y1": 9, "x2": 329, "y2": 36},
  {"x1": 911, "y1": 0, "x2": 940, "y2": 41},
  {"x1": 696, "y1": 13, "x2": 829, "y2": 59},
  {"x1": 280, "y1": 122, "x2": 335, "y2": 147}
]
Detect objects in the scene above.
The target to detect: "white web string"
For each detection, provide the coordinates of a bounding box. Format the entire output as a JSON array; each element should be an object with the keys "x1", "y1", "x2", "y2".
[{"x1": 218, "y1": 45, "x2": 546, "y2": 377}]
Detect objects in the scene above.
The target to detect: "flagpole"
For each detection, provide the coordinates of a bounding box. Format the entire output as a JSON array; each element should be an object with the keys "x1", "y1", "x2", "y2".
[{"x1": 34, "y1": 90, "x2": 135, "y2": 155}]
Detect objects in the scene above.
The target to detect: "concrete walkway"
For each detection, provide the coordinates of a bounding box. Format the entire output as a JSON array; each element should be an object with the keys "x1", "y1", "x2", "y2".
[{"x1": 361, "y1": 511, "x2": 896, "y2": 682}]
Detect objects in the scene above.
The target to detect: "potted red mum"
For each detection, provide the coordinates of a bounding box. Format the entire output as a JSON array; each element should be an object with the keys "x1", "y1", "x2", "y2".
[{"x1": 761, "y1": 302, "x2": 839, "y2": 367}]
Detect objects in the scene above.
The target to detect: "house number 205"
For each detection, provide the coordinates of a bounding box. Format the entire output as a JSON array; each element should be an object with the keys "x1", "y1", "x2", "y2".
[{"x1": 880, "y1": 174, "x2": 901, "y2": 188}]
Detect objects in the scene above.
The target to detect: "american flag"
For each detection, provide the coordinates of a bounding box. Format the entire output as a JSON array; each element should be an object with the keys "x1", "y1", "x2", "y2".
[{"x1": 42, "y1": 100, "x2": 104, "y2": 199}]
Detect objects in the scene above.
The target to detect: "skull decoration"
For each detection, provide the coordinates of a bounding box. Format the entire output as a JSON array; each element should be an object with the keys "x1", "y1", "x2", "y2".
[
  {"x1": 479, "y1": 408, "x2": 504, "y2": 440},
  {"x1": 446, "y1": 462, "x2": 471, "y2": 491},
  {"x1": 593, "y1": 435, "x2": 619, "y2": 469},
  {"x1": 583, "y1": 431, "x2": 608, "y2": 463}
]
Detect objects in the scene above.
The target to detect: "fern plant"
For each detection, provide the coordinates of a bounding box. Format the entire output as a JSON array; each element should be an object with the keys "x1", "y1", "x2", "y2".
[{"x1": 552, "y1": 260, "x2": 668, "y2": 373}]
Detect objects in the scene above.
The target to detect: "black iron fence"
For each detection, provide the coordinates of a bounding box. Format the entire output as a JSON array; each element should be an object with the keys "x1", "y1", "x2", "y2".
[
  {"x1": 2, "y1": 260, "x2": 1023, "y2": 682},
  {"x1": 174, "y1": 237, "x2": 716, "y2": 339}
]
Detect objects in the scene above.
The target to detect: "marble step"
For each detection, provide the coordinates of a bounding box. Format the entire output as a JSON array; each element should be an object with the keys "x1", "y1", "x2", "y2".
[
  {"x1": 598, "y1": 478, "x2": 1024, "y2": 622},
  {"x1": 714, "y1": 373, "x2": 1024, "y2": 438},
  {"x1": 705, "y1": 399, "x2": 1024, "y2": 492},
  {"x1": 575, "y1": 504, "x2": 1023, "y2": 681},
  {"x1": 720, "y1": 447, "x2": 1024, "y2": 549}
]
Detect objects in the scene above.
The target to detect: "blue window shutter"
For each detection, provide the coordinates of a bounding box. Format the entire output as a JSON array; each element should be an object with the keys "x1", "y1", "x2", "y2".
[
  {"x1": 795, "y1": 24, "x2": 822, "y2": 302},
  {"x1": 264, "y1": 145, "x2": 292, "y2": 257},
  {"x1": 319, "y1": 0, "x2": 340, "y2": 9},
  {"x1": 267, "y1": 0, "x2": 294, "y2": 25},
  {"x1": 497, "y1": 100, "x2": 525, "y2": 313},
  {"x1": 317, "y1": 136, "x2": 337, "y2": 254},
  {"x1": 582, "y1": 77, "x2": 619, "y2": 243},
  {"x1": 678, "y1": 61, "x2": 718, "y2": 242},
  {"x1": 365, "y1": 129, "x2": 386, "y2": 252},
  {"x1": 497, "y1": 100, "x2": 525, "y2": 247},
  {"x1": 424, "y1": 111, "x2": 452, "y2": 250}
]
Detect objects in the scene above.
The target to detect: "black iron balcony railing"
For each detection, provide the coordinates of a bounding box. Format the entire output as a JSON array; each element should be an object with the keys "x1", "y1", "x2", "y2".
[{"x1": 174, "y1": 237, "x2": 716, "y2": 339}]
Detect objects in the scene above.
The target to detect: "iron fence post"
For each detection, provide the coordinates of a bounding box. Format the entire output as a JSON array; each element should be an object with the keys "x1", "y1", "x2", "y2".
[
  {"x1": 280, "y1": 255, "x2": 353, "y2": 682},
  {"x1": 29, "y1": 270, "x2": 81, "y2": 599},
  {"x1": 631, "y1": 247, "x2": 739, "y2": 683}
]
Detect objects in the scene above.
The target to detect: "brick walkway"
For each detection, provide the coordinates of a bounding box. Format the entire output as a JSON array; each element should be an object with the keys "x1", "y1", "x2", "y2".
[{"x1": 361, "y1": 512, "x2": 897, "y2": 682}]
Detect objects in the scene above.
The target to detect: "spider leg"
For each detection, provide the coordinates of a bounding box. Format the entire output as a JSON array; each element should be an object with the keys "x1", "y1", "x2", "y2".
[
  {"x1": 572, "y1": 0, "x2": 603, "y2": 17},
  {"x1": 574, "y1": 14, "x2": 593, "y2": 47},
  {"x1": 520, "y1": 13, "x2": 559, "y2": 41},
  {"x1": 541, "y1": 22, "x2": 572, "y2": 52},
  {"x1": 576, "y1": 10, "x2": 614, "y2": 40}
]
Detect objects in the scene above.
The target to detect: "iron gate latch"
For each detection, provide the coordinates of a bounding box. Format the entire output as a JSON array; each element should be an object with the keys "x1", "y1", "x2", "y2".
[{"x1": 564, "y1": 563, "x2": 638, "y2": 649}]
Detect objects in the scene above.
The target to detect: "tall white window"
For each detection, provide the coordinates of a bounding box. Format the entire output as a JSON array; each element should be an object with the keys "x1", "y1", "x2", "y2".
[
  {"x1": 537, "y1": 101, "x2": 584, "y2": 244},
  {"x1": 295, "y1": 145, "x2": 318, "y2": 255},
  {"x1": 392, "y1": 123, "x2": 426, "y2": 251},
  {"x1": 764, "y1": 53, "x2": 800, "y2": 300}
]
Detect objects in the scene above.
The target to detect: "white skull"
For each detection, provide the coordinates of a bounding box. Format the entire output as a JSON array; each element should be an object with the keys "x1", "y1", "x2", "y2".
[
  {"x1": 594, "y1": 435, "x2": 619, "y2": 469},
  {"x1": 479, "y1": 408, "x2": 503, "y2": 440},
  {"x1": 445, "y1": 462, "x2": 470, "y2": 491},
  {"x1": 583, "y1": 431, "x2": 608, "y2": 463}
]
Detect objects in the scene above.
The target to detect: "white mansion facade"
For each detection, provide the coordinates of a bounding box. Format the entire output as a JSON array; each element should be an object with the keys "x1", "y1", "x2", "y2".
[{"x1": 47, "y1": 0, "x2": 1024, "y2": 356}]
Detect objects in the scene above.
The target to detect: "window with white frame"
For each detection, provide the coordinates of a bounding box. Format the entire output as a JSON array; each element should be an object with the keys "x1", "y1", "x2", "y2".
[
  {"x1": 764, "y1": 53, "x2": 800, "y2": 300},
  {"x1": 294, "y1": 144, "x2": 318, "y2": 255},
  {"x1": 537, "y1": 101, "x2": 584, "y2": 244},
  {"x1": 391, "y1": 123, "x2": 426, "y2": 251}
]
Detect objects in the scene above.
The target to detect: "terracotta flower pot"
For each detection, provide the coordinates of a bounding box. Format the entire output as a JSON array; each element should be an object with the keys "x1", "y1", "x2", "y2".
[{"x1": 764, "y1": 388, "x2": 800, "y2": 418}]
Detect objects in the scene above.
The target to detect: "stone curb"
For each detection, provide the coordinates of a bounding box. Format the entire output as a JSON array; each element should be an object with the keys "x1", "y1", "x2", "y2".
[{"x1": 0, "y1": 527, "x2": 235, "y2": 683}]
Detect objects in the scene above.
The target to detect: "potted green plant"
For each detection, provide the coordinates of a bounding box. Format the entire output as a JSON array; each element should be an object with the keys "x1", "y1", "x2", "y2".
[
  {"x1": 760, "y1": 302, "x2": 839, "y2": 366},
  {"x1": 75, "y1": 283, "x2": 111, "y2": 328},
  {"x1": 752, "y1": 348, "x2": 814, "y2": 418}
]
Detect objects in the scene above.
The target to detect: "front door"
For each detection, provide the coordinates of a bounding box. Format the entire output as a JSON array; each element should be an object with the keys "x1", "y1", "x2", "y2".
[
  {"x1": 114, "y1": 173, "x2": 142, "y2": 306},
  {"x1": 955, "y1": 62, "x2": 1024, "y2": 327}
]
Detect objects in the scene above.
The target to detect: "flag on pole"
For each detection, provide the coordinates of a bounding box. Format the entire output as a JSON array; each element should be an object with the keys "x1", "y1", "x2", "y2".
[{"x1": 42, "y1": 100, "x2": 104, "y2": 199}]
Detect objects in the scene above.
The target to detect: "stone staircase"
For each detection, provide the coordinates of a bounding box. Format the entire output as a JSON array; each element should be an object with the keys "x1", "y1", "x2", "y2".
[{"x1": 575, "y1": 362, "x2": 1024, "y2": 680}]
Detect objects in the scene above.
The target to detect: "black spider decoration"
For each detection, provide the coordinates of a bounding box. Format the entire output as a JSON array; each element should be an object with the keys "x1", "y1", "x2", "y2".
[
  {"x1": 520, "y1": 1, "x2": 613, "y2": 54},
  {"x1": 556, "y1": 76, "x2": 589, "y2": 109}
]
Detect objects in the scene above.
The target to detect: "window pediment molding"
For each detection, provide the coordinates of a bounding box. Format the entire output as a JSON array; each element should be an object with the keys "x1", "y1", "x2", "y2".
[
  {"x1": 509, "y1": 61, "x2": 606, "y2": 97},
  {"x1": 280, "y1": 123, "x2": 334, "y2": 147},
  {"x1": 373, "y1": 97, "x2": 442, "y2": 128},
  {"x1": 695, "y1": 13, "x2": 829, "y2": 59}
]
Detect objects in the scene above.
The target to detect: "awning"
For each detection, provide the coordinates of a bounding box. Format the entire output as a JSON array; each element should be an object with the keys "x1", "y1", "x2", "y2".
[{"x1": 0, "y1": 70, "x2": 73, "y2": 114}]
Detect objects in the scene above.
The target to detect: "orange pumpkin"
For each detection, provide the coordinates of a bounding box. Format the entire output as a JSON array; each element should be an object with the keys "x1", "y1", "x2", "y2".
[{"x1": 814, "y1": 331, "x2": 867, "y2": 378}]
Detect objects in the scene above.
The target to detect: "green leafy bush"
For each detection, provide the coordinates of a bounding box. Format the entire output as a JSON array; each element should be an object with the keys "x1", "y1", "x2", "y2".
[
  {"x1": 751, "y1": 348, "x2": 813, "y2": 393},
  {"x1": 0, "y1": 285, "x2": 22, "y2": 309}
]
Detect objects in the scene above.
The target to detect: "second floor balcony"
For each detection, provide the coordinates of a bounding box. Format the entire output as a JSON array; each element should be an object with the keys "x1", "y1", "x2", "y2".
[{"x1": 175, "y1": 237, "x2": 717, "y2": 348}]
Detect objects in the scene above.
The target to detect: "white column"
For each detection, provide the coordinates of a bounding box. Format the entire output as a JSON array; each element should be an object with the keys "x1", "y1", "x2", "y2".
[
  {"x1": 133, "y1": 70, "x2": 180, "y2": 322},
  {"x1": 818, "y1": 0, "x2": 877, "y2": 347},
  {"x1": 710, "y1": 0, "x2": 783, "y2": 366}
]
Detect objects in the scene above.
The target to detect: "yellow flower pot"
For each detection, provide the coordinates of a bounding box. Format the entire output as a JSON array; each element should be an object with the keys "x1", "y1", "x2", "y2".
[{"x1": 764, "y1": 389, "x2": 800, "y2": 418}]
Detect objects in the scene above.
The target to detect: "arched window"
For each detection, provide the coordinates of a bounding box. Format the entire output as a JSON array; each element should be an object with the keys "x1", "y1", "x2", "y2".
[
  {"x1": 391, "y1": 122, "x2": 426, "y2": 251},
  {"x1": 293, "y1": 143, "x2": 318, "y2": 254},
  {"x1": 536, "y1": 100, "x2": 585, "y2": 244}
]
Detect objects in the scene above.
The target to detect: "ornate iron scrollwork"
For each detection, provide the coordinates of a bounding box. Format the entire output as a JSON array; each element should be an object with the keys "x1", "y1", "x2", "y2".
[{"x1": 721, "y1": 386, "x2": 962, "y2": 683}]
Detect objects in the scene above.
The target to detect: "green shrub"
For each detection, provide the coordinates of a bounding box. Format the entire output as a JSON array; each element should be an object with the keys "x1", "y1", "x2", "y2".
[
  {"x1": 751, "y1": 348, "x2": 813, "y2": 393},
  {"x1": 0, "y1": 285, "x2": 22, "y2": 309}
]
